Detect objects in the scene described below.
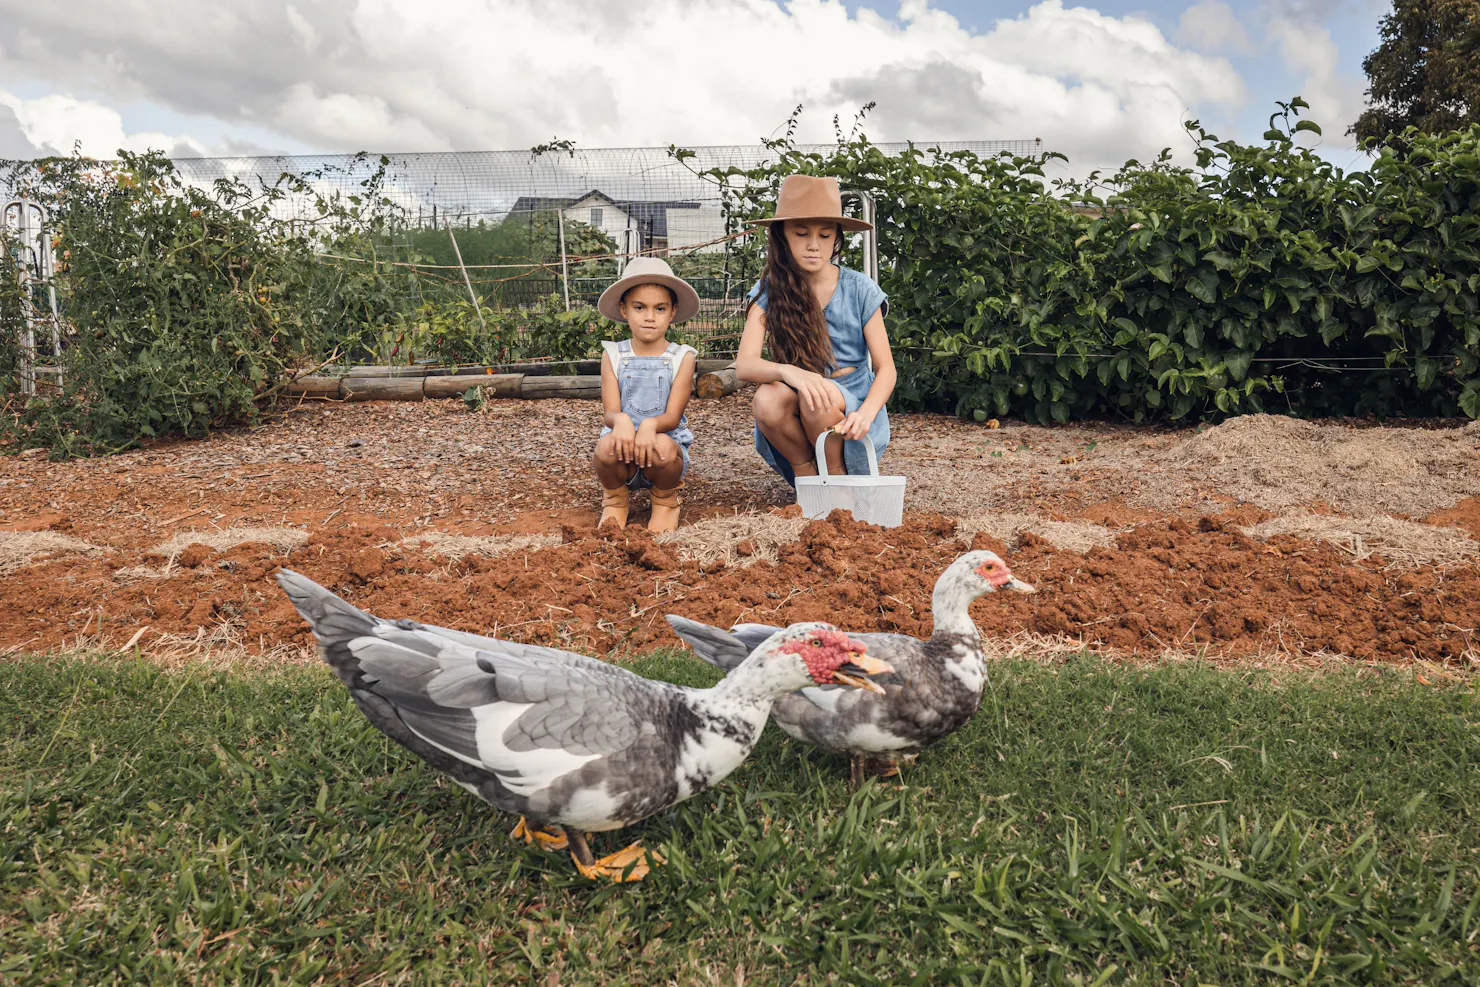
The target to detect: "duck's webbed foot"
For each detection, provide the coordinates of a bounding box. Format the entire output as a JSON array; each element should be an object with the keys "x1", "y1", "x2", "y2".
[
  {"x1": 511, "y1": 816, "x2": 569, "y2": 851},
  {"x1": 568, "y1": 831, "x2": 664, "y2": 882},
  {"x1": 850, "y1": 753, "x2": 906, "y2": 787}
]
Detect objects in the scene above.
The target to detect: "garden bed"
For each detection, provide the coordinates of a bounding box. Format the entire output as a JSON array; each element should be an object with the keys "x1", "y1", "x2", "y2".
[{"x1": 4, "y1": 392, "x2": 1479, "y2": 666}]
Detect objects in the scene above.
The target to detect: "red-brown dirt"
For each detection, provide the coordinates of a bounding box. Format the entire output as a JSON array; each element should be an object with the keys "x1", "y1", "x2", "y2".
[
  {"x1": 8, "y1": 509, "x2": 1479, "y2": 666},
  {"x1": 5, "y1": 399, "x2": 1479, "y2": 666},
  {"x1": 1429, "y1": 498, "x2": 1480, "y2": 541}
]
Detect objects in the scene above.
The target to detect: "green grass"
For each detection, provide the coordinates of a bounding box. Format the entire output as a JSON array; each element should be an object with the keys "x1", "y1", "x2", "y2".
[{"x1": 1, "y1": 652, "x2": 1477, "y2": 986}]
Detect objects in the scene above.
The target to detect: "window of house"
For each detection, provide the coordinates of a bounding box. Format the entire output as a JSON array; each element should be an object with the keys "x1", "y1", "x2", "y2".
[{"x1": 589, "y1": 207, "x2": 604, "y2": 227}]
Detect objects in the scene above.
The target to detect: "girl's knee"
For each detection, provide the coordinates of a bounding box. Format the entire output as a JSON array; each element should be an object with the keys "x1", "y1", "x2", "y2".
[
  {"x1": 753, "y1": 382, "x2": 796, "y2": 426},
  {"x1": 799, "y1": 395, "x2": 845, "y2": 432},
  {"x1": 594, "y1": 435, "x2": 619, "y2": 463}
]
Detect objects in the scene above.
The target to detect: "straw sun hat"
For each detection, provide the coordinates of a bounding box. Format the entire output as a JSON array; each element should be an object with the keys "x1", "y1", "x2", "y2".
[
  {"x1": 751, "y1": 174, "x2": 873, "y2": 232},
  {"x1": 597, "y1": 257, "x2": 701, "y2": 324}
]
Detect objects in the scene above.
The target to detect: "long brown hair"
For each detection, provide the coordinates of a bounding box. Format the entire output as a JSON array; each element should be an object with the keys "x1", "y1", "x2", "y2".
[{"x1": 751, "y1": 221, "x2": 843, "y2": 375}]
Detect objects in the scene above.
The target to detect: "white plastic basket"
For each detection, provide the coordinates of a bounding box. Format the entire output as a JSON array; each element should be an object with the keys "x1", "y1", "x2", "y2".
[{"x1": 795, "y1": 431, "x2": 906, "y2": 528}]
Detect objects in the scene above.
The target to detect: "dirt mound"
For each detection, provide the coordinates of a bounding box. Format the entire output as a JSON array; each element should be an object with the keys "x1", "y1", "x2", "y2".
[
  {"x1": 1164, "y1": 415, "x2": 1480, "y2": 517},
  {"x1": 151, "y1": 526, "x2": 310, "y2": 561},
  {"x1": 0, "y1": 532, "x2": 103, "y2": 574},
  {"x1": 957, "y1": 513, "x2": 1119, "y2": 554},
  {"x1": 397, "y1": 532, "x2": 560, "y2": 561},
  {"x1": 660, "y1": 510, "x2": 811, "y2": 566},
  {"x1": 7, "y1": 510, "x2": 1480, "y2": 666},
  {"x1": 1242, "y1": 515, "x2": 1480, "y2": 568}
]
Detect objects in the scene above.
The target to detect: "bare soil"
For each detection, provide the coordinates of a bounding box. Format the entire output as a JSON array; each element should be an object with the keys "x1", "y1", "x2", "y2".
[{"x1": 4, "y1": 391, "x2": 1479, "y2": 666}]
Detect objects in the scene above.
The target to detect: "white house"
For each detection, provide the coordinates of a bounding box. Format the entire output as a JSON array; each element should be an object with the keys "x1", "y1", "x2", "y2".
[{"x1": 509, "y1": 190, "x2": 725, "y2": 261}]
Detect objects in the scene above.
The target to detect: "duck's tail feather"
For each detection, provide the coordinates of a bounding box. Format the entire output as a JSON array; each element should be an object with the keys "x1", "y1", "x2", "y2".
[
  {"x1": 665, "y1": 615, "x2": 783, "y2": 672},
  {"x1": 276, "y1": 568, "x2": 382, "y2": 685},
  {"x1": 275, "y1": 568, "x2": 527, "y2": 813}
]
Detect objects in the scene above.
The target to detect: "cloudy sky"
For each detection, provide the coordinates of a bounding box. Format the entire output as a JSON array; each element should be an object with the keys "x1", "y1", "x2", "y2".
[{"x1": 0, "y1": 0, "x2": 1386, "y2": 173}]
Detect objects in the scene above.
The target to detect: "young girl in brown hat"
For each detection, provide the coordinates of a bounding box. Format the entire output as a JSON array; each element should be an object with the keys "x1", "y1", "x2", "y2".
[
  {"x1": 593, "y1": 257, "x2": 700, "y2": 532},
  {"x1": 736, "y1": 175, "x2": 896, "y2": 483}
]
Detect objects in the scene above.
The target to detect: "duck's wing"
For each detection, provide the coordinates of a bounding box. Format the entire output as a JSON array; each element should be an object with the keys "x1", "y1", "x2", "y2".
[
  {"x1": 776, "y1": 634, "x2": 982, "y2": 755},
  {"x1": 665, "y1": 616, "x2": 779, "y2": 671},
  {"x1": 279, "y1": 570, "x2": 665, "y2": 814}
]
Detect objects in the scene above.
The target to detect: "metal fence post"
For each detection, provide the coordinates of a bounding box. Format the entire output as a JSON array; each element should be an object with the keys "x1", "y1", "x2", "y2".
[
  {"x1": 840, "y1": 189, "x2": 878, "y2": 283},
  {"x1": 556, "y1": 208, "x2": 571, "y2": 311},
  {"x1": 3, "y1": 198, "x2": 64, "y2": 396}
]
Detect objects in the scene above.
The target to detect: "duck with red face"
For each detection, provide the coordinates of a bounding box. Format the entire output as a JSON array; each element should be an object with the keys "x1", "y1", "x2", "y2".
[
  {"x1": 276, "y1": 568, "x2": 892, "y2": 881},
  {"x1": 667, "y1": 550, "x2": 1035, "y2": 785}
]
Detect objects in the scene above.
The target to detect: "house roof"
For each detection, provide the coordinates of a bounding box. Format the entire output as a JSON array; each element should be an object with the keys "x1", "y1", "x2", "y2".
[{"x1": 508, "y1": 189, "x2": 700, "y2": 238}]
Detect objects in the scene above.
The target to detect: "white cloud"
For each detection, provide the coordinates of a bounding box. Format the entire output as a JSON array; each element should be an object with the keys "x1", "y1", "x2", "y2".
[
  {"x1": 1175, "y1": 1, "x2": 1255, "y2": 54},
  {"x1": 0, "y1": 99, "x2": 42, "y2": 158},
  {"x1": 1263, "y1": 6, "x2": 1367, "y2": 138},
  {"x1": 0, "y1": 0, "x2": 1248, "y2": 172},
  {"x1": 0, "y1": 89, "x2": 207, "y2": 158}
]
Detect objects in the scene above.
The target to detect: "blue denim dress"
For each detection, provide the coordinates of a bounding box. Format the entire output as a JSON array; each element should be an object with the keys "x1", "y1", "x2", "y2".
[
  {"x1": 746, "y1": 266, "x2": 890, "y2": 486},
  {"x1": 600, "y1": 339, "x2": 696, "y2": 489}
]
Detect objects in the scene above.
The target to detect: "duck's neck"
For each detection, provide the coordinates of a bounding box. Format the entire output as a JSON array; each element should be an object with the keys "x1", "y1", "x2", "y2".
[
  {"x1": 931, "y1": 577, "x2": 983, "y2": 641},
  {"x1": 700, "y1": 656, "x2": 792, "y2": 723}
]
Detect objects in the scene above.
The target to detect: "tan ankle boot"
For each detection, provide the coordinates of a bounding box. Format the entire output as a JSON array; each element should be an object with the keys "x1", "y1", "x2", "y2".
[
  {"x1": 647, "y1": 483, "x2": 683, "y2": 533},
  {"x1": 599, "y1": 485, "x2": 629, "y2": 528}
]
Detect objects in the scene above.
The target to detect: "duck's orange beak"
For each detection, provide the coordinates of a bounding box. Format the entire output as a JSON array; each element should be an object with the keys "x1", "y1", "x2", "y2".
[{"x1": 833, "y1": 652, "x2": 894, "y2": 694}]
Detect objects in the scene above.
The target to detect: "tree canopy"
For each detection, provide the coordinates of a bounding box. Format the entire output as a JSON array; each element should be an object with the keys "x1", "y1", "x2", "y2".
[{"x1": 1352, "y1": 0, "x2": 1480, "y2": 142}]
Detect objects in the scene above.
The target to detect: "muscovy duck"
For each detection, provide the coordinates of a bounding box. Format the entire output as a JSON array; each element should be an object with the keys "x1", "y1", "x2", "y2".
[
  {"x1": 276, "y1": 569, "x2": 892, "y2": 881},
  {"x1": 665, "y1": 550, "x2": 1034, "y2": 785}
]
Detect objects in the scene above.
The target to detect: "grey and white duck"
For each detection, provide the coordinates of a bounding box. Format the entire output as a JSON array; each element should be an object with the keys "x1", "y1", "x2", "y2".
[
  {"x1": 276, "y1": 569, "x2": 892, "y2": 881},
  {"x1": 665, "y1": 550, "x2": 1034, "y2": 785}
]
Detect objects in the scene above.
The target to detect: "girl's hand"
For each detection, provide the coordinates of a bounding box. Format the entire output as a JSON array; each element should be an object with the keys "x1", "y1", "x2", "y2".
[
  {"x1": 611, "y1": 415, "x2": 637, "y2": 462},
  {"x1": 835, "y1": 408, "x2": 876, "y2": 442},
  {"x1": 633, "y1": 420, "x2": 663, "y2": 468},
  {"x1": 779, "y1": 365, "x2": 836, "y2": 413}
]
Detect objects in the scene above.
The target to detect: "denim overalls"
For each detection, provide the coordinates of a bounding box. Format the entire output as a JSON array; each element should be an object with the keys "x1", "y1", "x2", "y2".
[{"x1": 600, "y1": 339, "x2": 696, "y2": 489}]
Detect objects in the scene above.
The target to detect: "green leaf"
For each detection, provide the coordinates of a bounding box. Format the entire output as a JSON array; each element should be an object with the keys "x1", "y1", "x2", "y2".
[
  {"x1": 1461, "y1": 385, "x2": 1480, "y2": 419},
  {"x1": 1225, "y1": 350, "x2": 1254, "y2": 383},
  {"x1": 1293, "y1": 120, "x2": 1322, "y2": 136},
  {"x1": 1415, "y1": 357, "x2": 1437, "y2": 391},
  {"x1": 1186, "y1": 271, "x2": 1218, "y2": 304}
]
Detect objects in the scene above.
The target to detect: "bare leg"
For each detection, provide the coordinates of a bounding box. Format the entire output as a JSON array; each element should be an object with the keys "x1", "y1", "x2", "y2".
[
  {"x1": 644, "y1": 434, "x2": 686, "y2": 533},
  {"x1": 593, "y1": 434, "x2": 636, "y2": 527},
  {"x1": 754, "y1": 381, "x2": 846, "y2": 475},
  {"x1": 799, "y1": 392, "x2": 846, "y2": 475}
]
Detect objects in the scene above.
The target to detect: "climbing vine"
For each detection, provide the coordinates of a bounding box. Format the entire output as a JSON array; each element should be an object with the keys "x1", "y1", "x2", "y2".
[
  {"x1": 0, "y1": 150, "x2": 402, "y2": 456},
  {"x1": 687, "y1": 100, "x2": 1480, "y2": 423}
]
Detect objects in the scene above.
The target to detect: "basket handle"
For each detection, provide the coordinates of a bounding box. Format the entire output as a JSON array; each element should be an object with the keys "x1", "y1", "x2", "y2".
[{"x1": 814, "y1": 429, "x2": 880, "y2": 480}]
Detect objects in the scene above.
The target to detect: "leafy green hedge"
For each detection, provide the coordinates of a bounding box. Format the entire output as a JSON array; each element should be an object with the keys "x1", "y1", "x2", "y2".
[
  {"x1": 0, "y1": 152, "x2": 413, "y2": 455},
  {"x1": 696, "y1": 100, "x2": 1480, "y2": 422},
  {"x1": 6, "y1": 101, "x2": 1478, "y2": 458},
  {"x1": 387, "y1": 294, "x2": 621, "y2": 367}
]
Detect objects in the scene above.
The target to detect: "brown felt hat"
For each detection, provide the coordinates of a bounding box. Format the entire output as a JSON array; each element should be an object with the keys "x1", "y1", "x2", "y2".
[
  {"x1": 751, "y1": 175, "x2": 872, "y2": 232},
  {"x1": 597, "y1": 257, "x2": 701, "y2": 324}
]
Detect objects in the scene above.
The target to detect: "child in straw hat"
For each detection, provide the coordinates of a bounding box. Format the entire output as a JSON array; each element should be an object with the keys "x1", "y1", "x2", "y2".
[
  {"x1": 593, "y1": 257, "x2": 701, "y2": 532},
  {"x1": 736, "y1": 175, "x2": 896, "y2": 484}
]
